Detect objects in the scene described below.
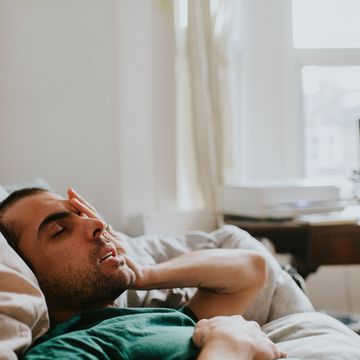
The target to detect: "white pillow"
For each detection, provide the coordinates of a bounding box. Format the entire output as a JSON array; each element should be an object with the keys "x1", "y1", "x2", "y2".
[
  {"x1": 0, "y1": 186, "x2": 8, "y2": 202},
  {"x1": 0, "y1": 186, "x2": 49, "y2": 359}
]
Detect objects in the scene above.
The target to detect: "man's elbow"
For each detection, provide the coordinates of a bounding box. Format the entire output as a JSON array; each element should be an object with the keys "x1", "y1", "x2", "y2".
[{"x1": 250, "y1": 252, "x2": 268, "y2": 290}]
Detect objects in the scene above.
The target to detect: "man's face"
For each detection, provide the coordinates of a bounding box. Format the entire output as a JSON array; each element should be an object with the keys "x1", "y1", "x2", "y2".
[{"x1": 2, "y1": 191, "x2": 135, "y2": 308}]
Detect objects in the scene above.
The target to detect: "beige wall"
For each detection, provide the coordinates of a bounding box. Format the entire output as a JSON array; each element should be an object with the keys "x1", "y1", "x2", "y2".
[{"x1": 0, "y1": 0, "x2": 177, "y2": 233}]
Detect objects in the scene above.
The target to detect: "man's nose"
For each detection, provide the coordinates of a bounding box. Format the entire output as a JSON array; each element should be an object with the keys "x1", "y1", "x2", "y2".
[{"x1": 85, "y1": 217, "x2": 107, "y2": 240}]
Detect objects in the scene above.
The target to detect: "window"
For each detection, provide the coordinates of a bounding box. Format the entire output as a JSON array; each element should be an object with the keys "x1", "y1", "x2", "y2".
[
  {"x1": 174, "y1": 0, "x2": 360, "y2": 188},
  {"x1": 303, "y1": 67, "x2": 360, "y2": 179},
  {"x1": 293, "y1": 0, "x2": 360, "y2": 183}
]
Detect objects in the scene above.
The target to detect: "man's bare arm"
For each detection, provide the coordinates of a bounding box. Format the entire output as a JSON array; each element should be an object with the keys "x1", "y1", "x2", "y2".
[
  {"x1": 68, "y1": 188, "x2": 267, "y2": 319},
  {"x1": 129, "y1": 249, "x2": 265, "y2": 291},
  {"x1": 126, "y1": 248, "x2": 267, "y2": 319}
]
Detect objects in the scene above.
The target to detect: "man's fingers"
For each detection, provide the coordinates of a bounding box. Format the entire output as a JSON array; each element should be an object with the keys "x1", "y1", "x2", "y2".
[
  {"x1": 67, "y1": 188, "x2": 97, "y2": 213},
  {"x1": 103, "y1": 231, "x2": 127, "y2": 254},
  {"x1": 271, "y1": 343, "x2": 287, "y2": 359},
  {"x1": 70, "y1": 197, "x2": 97, "y2": 219},
  {"x1": 67, "y1": 187, "x2": 98, "y2": 219},
  {"x1": 192, "y1": 316, "x2": 286, "y2": 359},
  {"x1": 278, "y1": 349, "x2": 288, "y2": 358},
  {"x1": 192, "y1": 320, "x2": 209, "y2": 349}
]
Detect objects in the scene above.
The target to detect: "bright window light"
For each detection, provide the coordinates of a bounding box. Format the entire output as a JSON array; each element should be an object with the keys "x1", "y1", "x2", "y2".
[
  {"x1": 292, "y1": 0, "x2": 360, "y2": 49},
  {"x1": 302, "y1": 66, "x2": 360, "y2": 179}
]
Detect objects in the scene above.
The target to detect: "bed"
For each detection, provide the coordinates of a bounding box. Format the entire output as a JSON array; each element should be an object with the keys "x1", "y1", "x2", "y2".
[{"x1": 1, "y1": 185, "x2": 360, "y2": 359}]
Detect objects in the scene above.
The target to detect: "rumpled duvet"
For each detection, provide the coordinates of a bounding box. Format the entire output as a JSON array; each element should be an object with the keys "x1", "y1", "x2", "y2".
[
  {"x1": 263, "y1": 312, "x2": 360, "y2": 360},
  {"x1": 116, "y1": 225, "x2": 360, "y2": 359}
]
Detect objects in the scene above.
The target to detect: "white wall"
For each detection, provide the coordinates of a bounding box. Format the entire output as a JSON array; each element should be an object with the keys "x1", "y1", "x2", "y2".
[
  {"x1": 116, "y1": 0, "x2": 177, "y2": 232},
  {"x1": 0, "y1": 0, "x2": 177, "y2": 233},
  {"x1": 237, "y1": 0, "x2": 304, "y2": 181}
]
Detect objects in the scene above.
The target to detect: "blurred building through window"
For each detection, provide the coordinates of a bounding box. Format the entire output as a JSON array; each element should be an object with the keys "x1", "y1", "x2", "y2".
[
  {"x1": 302, "y1": 67, "x2": 360, "y2": 180},
  {"x1": 293, "y1": 0, "x2": 360, "y2": 185}
]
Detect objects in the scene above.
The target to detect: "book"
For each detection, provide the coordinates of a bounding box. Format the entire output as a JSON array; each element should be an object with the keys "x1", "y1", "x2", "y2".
[{"x1": 295, "y1": 210, "x2": 360, "y2": 226}]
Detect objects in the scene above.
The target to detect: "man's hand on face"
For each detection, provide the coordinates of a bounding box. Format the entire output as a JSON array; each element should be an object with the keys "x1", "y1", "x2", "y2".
[
  {"x1": 193, "y1": 315, "x2": 287, "y2": 360},
  {"x1": 67, "y1": 188, "x2": 149, "y2": 289},
  {"x1": 120, "y1": 255, "x2": 149, "y2": 290},
  {"x1": 67, "y1": 188, "x2": 126, "y2": 254},
  {"x1": 67, "y1": 188, "x2": 101, "y2": 219}
]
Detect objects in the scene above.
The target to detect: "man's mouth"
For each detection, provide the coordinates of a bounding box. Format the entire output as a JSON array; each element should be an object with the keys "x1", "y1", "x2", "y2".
[
  {"x1": 98, "y1": 246, "x2": 125, "y2": 266},
  {"x1": 99, "y1": 247, "x2": 116, "y2": 264},
  {"x1": 100, "y1": 252, "x2": 114, "y2": 263}
]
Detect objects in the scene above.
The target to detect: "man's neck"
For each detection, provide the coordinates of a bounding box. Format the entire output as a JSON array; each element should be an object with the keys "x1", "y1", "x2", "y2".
[
  {"x1": 46, "y1": 299, "x2": 116, "y2": 326},
  {"x1": 49, "y1": 306, "x2": 81, "y2": 326}
]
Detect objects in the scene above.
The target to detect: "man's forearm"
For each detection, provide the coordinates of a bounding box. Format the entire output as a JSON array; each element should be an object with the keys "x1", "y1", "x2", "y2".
[{"x1": 131, "y1": 249, "x2": 266, "y2": 295}]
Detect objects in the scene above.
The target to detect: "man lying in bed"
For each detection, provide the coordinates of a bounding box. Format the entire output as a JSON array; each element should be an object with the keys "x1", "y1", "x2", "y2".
[{"x1": 0, "y1": 188, "x2": 288, "y2": 359}]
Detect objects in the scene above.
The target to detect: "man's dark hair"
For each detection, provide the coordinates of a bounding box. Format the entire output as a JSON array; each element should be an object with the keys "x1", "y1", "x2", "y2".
[{"x1": 0, "y1": 187, "x2": 48, "y2": 257}]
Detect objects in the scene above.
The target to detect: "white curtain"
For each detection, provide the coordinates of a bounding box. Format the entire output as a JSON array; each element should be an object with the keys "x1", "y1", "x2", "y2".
[{"x1": 176, "y1": 0, "x2": 238, "y2": 214}]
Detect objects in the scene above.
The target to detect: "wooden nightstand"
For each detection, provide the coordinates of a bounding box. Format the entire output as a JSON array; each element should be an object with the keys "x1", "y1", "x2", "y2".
[{"x1": 224, "y1": 215, "x2": 360, "y2": 278}]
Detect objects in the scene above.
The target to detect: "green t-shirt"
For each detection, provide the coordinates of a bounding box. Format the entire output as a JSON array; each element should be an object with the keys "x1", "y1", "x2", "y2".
[{"x1": 23, "y1": 307, "x2": 199, "y2": 360}]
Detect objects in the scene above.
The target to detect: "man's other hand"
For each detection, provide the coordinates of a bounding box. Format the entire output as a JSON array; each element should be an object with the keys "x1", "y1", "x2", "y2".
[{"x1": 193, "y1": 315, "x2": 287, "y2": 360}]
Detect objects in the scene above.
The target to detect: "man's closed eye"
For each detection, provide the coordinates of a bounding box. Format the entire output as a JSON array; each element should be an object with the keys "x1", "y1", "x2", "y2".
[{"x1": 51, "y1": 225, "x2": 66, "y2": 238}]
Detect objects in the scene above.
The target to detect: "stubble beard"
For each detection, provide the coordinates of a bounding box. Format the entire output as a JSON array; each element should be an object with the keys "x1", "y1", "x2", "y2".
[{"x1": 37, "y1": 250, "x2": 135, "y2": 310}]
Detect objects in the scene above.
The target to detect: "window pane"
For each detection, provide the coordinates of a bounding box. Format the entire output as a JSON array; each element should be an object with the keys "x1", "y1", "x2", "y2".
[
  {"x1": 292, "y1": 0, "x2": 360, "y2": 49},
  {"x1": 303, "y1": 66, "x2": 360, "y2": 181}
]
